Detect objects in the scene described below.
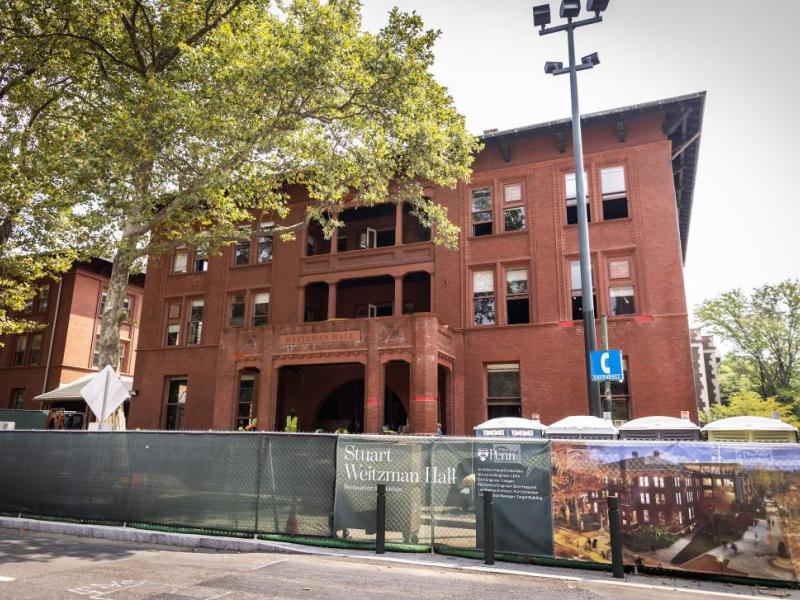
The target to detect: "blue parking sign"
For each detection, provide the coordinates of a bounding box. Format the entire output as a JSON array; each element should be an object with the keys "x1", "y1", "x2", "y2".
[{"x1": 590, "y1": 350, "x2": 624, "y2": 381}]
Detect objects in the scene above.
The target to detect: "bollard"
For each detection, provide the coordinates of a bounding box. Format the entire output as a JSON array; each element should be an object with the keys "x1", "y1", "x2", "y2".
[
  {"x1": 607, "y1": 494, "x2": 624, "y2": 579},
  {"x1": 376, "y1": 483, "x2": 386, "y2": 554},
  {"x1": 483, "y1": 490, "x2": 495, "y2": 565}
]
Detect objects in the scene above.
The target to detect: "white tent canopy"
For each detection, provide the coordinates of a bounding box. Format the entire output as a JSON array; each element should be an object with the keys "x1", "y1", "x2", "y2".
[
  {"x1": 546, "y1": 415, "x2": 618, "y2": 437},
  {"x1": 619, "y1": 416, "x2": 700, "y2": 431},
  {"x1": 702, "y1": 415, "x2": 797, "y2": 432},
  {"x1": 474, "y1": 417, "x2": 546, "y2": 438}
]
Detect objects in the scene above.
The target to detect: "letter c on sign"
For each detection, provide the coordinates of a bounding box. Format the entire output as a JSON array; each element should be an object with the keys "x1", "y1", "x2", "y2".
[{"x1": 601, "y1": 352, "x2": 610, "y2": 374}]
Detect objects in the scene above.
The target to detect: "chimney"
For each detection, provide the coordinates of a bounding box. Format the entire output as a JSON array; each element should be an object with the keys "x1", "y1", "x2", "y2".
[
  {"x1": 680, "y1": 411, "x2": 690, "y2": 420},
  {"x1": 531, "y1": 413, "x2": 540, "y2": 423}
]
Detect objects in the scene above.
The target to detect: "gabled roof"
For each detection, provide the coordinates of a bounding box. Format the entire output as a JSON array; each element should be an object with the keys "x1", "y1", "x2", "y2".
[{"x1": 480, "y1": 92, "x2": 706, "y2": 262}]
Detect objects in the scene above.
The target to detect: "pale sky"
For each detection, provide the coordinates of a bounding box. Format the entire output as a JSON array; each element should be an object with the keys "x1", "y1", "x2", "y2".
[{"x1": 362, "y1": 0, "x2": 800, "y2": 320}]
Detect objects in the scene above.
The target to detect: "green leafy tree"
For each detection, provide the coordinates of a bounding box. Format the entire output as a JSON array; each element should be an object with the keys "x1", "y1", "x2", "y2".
[
  {"x1": 709, "y1": 391, "x2": 799, "y2": 428},
  {"x1": 1, "y1": 0, "x2": 478, "y2": 369},
  {"x1": 696, "y1": 279, "x2": 800, "y2": 402}
]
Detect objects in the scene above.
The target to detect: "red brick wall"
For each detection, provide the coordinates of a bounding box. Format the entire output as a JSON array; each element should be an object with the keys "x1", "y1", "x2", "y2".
[{"x1": 130, "y1": 109, "x2": 697, "y2": 433}]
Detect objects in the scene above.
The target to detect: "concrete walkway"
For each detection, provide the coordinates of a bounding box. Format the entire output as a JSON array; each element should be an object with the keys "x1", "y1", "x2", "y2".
[{"x1": 0, "y1": 517, "x2": 796, "y2": 599}]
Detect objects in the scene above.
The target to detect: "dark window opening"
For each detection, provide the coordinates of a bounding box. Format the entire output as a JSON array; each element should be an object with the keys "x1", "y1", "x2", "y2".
[
  {"x1": 473, "y1": 221, "x2": 493, "y2": 236},
  {"x1": 603, "y1": 196, "x2": 628, "y2": 220},
  {"x1": 566, "y1": 203, "x2": 591, "y2": 225},
  {"x1": 304, "y1": 282, "x2": 328, "y2": 322},
  {"x1": 164, "y1": 378, "x2": 187, "y2": 430},
  {"x1": 10, "y1": 388, "x2": 25, "y2": 409},
  {"x1": 472, "y1": 187, "x2": 493, "y2": 237},
  {"x1": 376, "y1": 228, "x2": 395, "y2": 247},
  {"x1": 236, "y1": 375, "x2": 256, "y2": 430},
  {"x1": 253, "y1": 293, "x2": 270, "y2": 326},
  {"x1": 487, "y1": 364, "x2": 521, "y2": 420},
  {"x1": 507, "y1": 298, "x2": 530, "y2": 325},
  {"x1": 234, "y1": 240, "x2": 250, "y2": 265},
  {"x1": 194, "y1": 252, "x2": 208, "y2": 272},
  {"x1": 611, "y1": 287, "x2": 636, "y2": 316},
  {"x1": 337, "y1": 204, "x2": 395, "y2": 252},
  {"x1": 336, "y1": 276, "x2": 394, "y2": 319},
  {"x1": 337, "y1": 235, "x2": 348, "y2": 252},
  {"x1": 230, "y1": 294, "x2": 245, "y2": 327},
  {"x1": 571, "y1": 294, "x2": 598, "y2": 321},
  {"x1": 402, "y1": 203, "x2": 431, "y2": 243}
]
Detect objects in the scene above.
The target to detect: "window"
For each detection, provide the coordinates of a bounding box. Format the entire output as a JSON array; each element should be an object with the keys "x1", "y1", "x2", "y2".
[
  {"x1": 194, "y1": 250, "x2": 209, "y2": 272},
  {"x1": 376, "y1": 228, "x2": 396, "y2": 247},
  {"x1": 503, "y1": 183, "x2": 525, "y2": 232},
  {"x1": 119, "y1": 341, "x2": 129, "y2": 373},
  {"x1": 23, "y1": 297, "x2": 33, "y2": 314},
  {"x1": 230, "y1": 294, "x2": 246, "y2": 327},
  {"x1": 471, "y1": 187, "x2": 493, "y2": 236},
  {"x1": 655, "y1": 493, "x2": 666, "y2": 505},
  {"x1": 675, "y1": 492, "x2": 682, "y2": 505},
  {"x1": 236, "y1": 374, "x2": 256, "y2": 429},
  {"x1": 253, "y1": 292, "x2": 270, "y2": 326},
  {"x1": 608, "y1": 359, "x2": 630, "y2": 421},
  {"x1": 570, "y1": 260, "x2": 596, "y2": 321},
  {"x1": 486, "y1": 363, "x2": 521, "y2": 419},
  {"x1": 601, "y1": 166, "x2": 628, "y2": 220},
  {"x1": 168, "y1": 302, "x2": 181, "y2": 320},
  {"x1": 506, "y1": 268, "x2": 530, "y2": 325},
  {"x1": 337, "y1": 235, "x2": 348, "y2": 252},
  {"x1": 38, "y1": 286, "x2": 50, "y2": 312},
  {"x1": 165, "y1": 323, "x2": 180, "y2": 346},
  {"x1": 653, "y1": 476, "x2": 664, "y2": 488},
  {"x1": 99, "y1": 292, "x2": 108, "y2": 317},
  {"x1": 565, "y1": 171, "x2": 590, "y2": 225},
  {"x1": 234, "y1": 227, "x2": 251, "y2": 265},
  {"x1": 123, "y1": 296, "x2": 134, "y2": 320},
  {"x1": 173, "y1": 249, "x2": 188, "y2": 273},
  {"x1": 638, "y1": 476, "x2": 650, "y2": 487},
  {"x1": 640, "y1": 492, "x2": 650, "y2": 504},
  {"x1": 473, "y1": 270, "x2": 495, "y2": 325},
  {"x1": 14, "y1": 336, "x2": 26, "y2": 366},
  {"x1": 642, "y1": 510, "x2": 650, "y2": 523},
  {"x1": 359, "y1": 228, "x2": 377, "y2": 249},
  {"x1": 258, "y1": 222, "x2": 274, "y2": 263},
  {"x1": 610, "y1": 286, "x2": 636, "y2": 316},
  {"x1": 29, "y1": 334, "x2": 42, "y2": 366},
  {"x1": 187, "y1": 299, "x2": 204, "y2": 345},
  {"x1": 10, "y1": 388, "x2": 25, "y2": 409},
  {"x1": 92, "y1": 337, "x2": 100, "y2": 368},
  {"x1": 164, "y1": 377, "x2": 187, "y2": 430}
]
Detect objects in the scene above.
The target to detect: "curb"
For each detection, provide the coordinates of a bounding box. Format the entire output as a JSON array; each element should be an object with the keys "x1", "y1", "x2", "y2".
[{"x1": 0, "y1": 517, "x2": 325, "y2": 556}]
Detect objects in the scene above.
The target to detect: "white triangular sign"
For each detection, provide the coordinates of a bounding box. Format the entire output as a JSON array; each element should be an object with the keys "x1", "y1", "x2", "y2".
[{"x1": 80, "y1": 365, "x2": 130, "y2": 425}]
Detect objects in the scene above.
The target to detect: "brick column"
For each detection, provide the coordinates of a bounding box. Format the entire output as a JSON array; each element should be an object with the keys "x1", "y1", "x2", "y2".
[
  {"x1": 327, "y1": 281, "x2": 337, "y2": 320},
  {"x1": 330, "y1": 217, "x2": 339, "y2": 254},
  {"x1": 364, "y1": 320, "x2": 384, "y2": 432},
  {"x1": 395, "y1": 202, "x2": 403, "y2": 245},
  {"x1": 409, "y1": 315, "x2": 438, "y2": 434},
  {"x1": 394, "y1": 275, "x2": 403, "y2": 316}
]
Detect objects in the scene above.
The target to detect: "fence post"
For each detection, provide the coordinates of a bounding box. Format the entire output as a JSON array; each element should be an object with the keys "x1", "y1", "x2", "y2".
[
  {"x1": 608, "y1": 494, "x2": 624, "y2": 579},
  {"x1": 483, "y1": 491, "x2": 494, "y2": 565},
  {"x1": 376, "y1": 483, "x2": 386, "y2": 554}
]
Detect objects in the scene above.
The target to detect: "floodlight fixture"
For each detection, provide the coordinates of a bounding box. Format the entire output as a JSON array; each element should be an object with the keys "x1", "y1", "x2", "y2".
[
  {"x1": 581, "y1": 52, "x2": 600, "y2": 66},
  {"x1": 586, "y1": 0, "x2": 609, "y2": 14},
  {"x1": 544, "y1": 61, "x2": 563, "y2": 74},
  {"x1": 560, "y1": 0, "x2": 581, "y2": 18},
  {"x1": 533, "y1": 4, "x2": 551, "y2": 28}
]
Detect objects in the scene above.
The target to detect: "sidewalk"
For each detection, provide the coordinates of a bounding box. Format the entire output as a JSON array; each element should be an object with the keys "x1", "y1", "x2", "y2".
[{"x1": 1, "y1": 517, "x2": 796, "y2": 599}]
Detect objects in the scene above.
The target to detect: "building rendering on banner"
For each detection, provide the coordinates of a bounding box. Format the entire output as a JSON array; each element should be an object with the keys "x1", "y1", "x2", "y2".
[
  {"x1": 0, "y1": 259, "x2": 145, "y2": 413},
  {"x1": 129, "y1": 92, "x2": 705, "y2": 435}
]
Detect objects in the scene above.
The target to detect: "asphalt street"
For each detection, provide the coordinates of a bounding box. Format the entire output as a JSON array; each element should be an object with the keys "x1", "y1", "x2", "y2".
[{"x1": 0, "y1": 528, "x2": 796, "y2": 600}]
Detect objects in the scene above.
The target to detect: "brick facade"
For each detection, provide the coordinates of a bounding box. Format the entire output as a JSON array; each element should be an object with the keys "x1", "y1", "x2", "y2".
[
  {"x1": 130, "y1": 93, "x2": 704, "y2": 434},
  {"x1": 0, "y1": 259, "x2": 145, "y2": 410}
]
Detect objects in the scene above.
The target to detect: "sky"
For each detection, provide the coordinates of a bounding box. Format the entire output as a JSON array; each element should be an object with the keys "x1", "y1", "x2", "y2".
[{"x1": 361, "y1": 0, "x2": 800, "y2": 322}]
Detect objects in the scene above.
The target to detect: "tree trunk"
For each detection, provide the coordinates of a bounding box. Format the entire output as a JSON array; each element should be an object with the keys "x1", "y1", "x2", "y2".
[{"x1": 97, "y1": 247, "x2": 133, "y2": 371}]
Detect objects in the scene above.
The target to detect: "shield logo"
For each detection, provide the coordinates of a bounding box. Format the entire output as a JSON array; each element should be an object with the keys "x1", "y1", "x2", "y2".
[{"x1": 478, "y1": 448, "x2": 489, "y2": 462}]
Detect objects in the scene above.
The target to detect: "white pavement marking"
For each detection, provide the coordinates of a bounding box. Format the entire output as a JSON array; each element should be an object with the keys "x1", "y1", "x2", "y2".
[
  {"x1": 0, "y1": 576, "x2": 15, "y2": 582},
  {"x1": 204, "y1": 592, "x2": 233, "y2": 600},
  {"x1": 249, "y1": 557, "x2": 289, "y2": 571}
]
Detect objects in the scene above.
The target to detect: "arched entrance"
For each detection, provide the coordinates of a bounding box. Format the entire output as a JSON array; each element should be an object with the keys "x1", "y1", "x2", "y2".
[
  {"x1": 384, "y1": 387, "x2": 407, "y2": 432},
  {"x1": 315, "y1": 379, "x2": 364, "y2": 433}
]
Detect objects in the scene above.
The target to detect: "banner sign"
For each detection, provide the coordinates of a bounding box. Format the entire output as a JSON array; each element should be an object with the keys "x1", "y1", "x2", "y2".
[
  {"x1": 474, "y1": 440, "x2": 553, "y2": 556},
  {"x1": 551, "y1": 441, "x2": 800, "y2": 581}
]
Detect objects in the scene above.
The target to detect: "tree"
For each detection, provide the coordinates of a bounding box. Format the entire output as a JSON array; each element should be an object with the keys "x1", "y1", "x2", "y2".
[
  {"x1": 0, "y1": 28, "x2": 103, "y2": 341},
  {"x1": 696, "y1": 280, "x2": 800, "y2": 401},
  {"x1": 708, "y1": 391, "x2": 800, "y2": 428},
  {"x1": 1, "y1": 0, "x2": 479, "y2": 369}
]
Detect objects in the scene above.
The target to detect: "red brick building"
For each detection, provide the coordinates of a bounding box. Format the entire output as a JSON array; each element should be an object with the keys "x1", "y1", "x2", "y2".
[
  {"x1": 0, "y1": 258, "x2": 145, "y2": 411},
  {"x1": 130, "y1": 92, "x2": 704, "y2": 435}
]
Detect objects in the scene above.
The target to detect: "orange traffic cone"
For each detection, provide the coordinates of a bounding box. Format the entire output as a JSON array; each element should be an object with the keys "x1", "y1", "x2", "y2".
[{"x1": 285, "y1": 505, "x2": 300, "y2": 535}]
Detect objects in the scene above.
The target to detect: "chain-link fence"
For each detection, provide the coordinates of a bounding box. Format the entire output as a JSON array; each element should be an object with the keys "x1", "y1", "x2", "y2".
[
  {"x1": 2, "y1": 431, "x2": 800, "y2": 583},
  {"x1": 0, "y1": 431, "x2": 336, "y2": 536}
]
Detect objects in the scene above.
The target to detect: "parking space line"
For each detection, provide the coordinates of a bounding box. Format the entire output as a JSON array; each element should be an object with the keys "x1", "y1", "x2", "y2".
[{"x1": 0, "y1": 576, "x2": 15, "y2": 582}]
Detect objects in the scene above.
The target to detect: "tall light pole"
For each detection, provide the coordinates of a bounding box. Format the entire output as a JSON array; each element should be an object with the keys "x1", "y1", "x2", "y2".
[{"x1": 534, "y1": 0, "x2": 609, "y2": 418}]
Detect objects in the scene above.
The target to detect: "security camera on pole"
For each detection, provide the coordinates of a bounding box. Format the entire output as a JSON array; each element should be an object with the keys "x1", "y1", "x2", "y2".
[{"x1": 533, "y1": 0, "x2": 610, "y2": 417}]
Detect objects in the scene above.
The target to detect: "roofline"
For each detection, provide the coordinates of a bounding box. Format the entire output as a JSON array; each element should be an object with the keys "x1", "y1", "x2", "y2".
[{"x1": 479, "y1": 92, "x2": 706, "y2": 262}]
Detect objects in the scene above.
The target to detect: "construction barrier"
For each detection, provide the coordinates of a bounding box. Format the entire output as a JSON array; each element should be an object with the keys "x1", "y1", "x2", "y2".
[{"x1": 1, "y1": 431, "x2": 799, "y2": 584}]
